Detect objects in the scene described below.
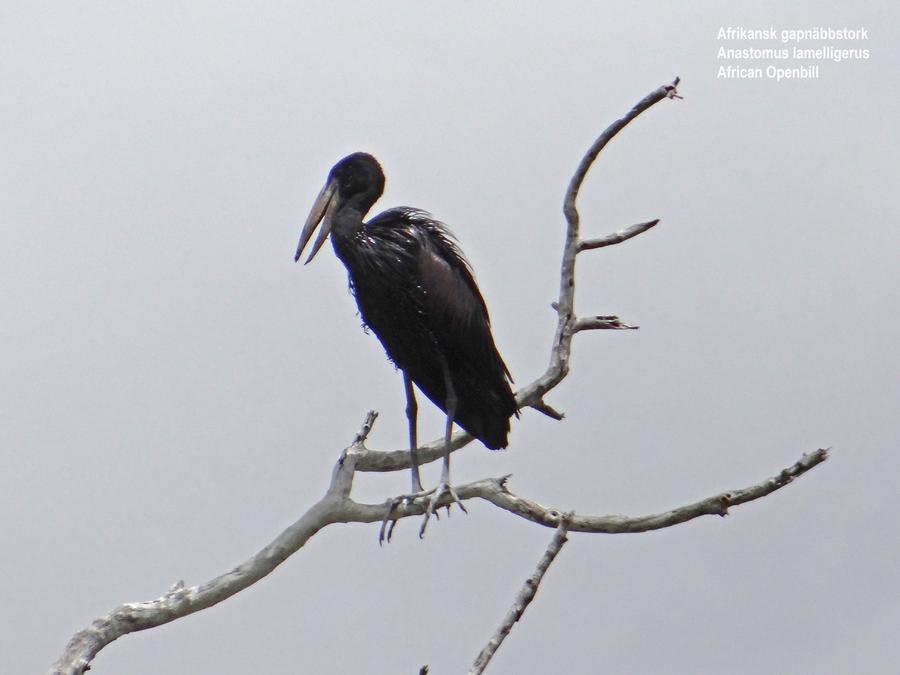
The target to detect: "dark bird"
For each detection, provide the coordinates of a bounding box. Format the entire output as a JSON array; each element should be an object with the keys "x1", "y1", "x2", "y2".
[{"x1": 294, "y1": 152, "x2": 517, "y2": 535}]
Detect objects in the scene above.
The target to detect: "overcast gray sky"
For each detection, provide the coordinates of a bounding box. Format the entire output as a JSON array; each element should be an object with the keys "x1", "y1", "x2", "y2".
[{"x1": 3, "y1": 2, "x2": 898, "y2": 673}]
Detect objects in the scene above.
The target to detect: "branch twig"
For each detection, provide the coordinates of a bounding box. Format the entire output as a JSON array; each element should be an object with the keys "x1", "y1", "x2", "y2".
[
  {"x1": 469, "y1": 513, "x2": 573, "y2": 675},
  {"x1": 573, "y1": 315, "x2": 639, "y2": 332},
  {"x1": 579, "y1": 219, "x2": 660, "y2": 251}
]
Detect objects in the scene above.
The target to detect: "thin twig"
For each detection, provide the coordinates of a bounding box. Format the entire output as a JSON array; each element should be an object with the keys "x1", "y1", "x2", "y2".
[
  {"x1": 564, "y1": 77, "x2": 681, "y2": 222},
  {"x1": 578, "y1": 219, "x2": 660, "y2": 251},
  {"x1": 469, "y1": 514, "x2": 573, "y2": 675},
  {"x1": 351, "y1": 410, "x2": 379, "y2": 447},
  {"x1": 573, "y1": 315, "x2": 639, "y2": 332},
  {"x1": 528, "y1": 399, "x2": 565, "y2": 421}
]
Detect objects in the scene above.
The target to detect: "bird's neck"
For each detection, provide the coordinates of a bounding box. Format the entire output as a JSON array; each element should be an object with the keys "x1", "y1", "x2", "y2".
[
  {"x1": 332, "y1": 186, "x2": 380, "y2": 241},
  {"x1": 331, "y1": 207, "x2": 366, "y2": 240}
]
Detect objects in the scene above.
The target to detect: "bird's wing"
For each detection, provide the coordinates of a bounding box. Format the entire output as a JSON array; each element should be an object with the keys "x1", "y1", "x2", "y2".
[{"x1": 406, "y1": 211, "x2": 512, "y2": 381}]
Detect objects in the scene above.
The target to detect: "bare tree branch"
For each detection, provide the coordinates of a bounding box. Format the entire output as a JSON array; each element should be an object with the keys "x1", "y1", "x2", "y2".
[
  {"x1": 49, "y1": 77, "x2": 830, "y2": 675},
  {"x1": 47, "y1": 434, "x2": 830, "y2": 674},
  {"x1": 334, "y1": 447, "x2": 829, "y2": 532},
  {"x1": 578, "y1": 219, "x2": 660, "y2": 251},
  {"x1": 515, "y1": 77, "x2": 681, "y2": 415},
  {"x1": 469, "y1": 514, "x2": 573, "y2": 675},
  {"x1": 573, "y1": 315, "x2": 639, "y2": 332},
  {"x1": 493, "y1": 448, "x2": 829, "y2": 532},
  {"x1": 47, "y1": 415, "x2": 374, "y2": 675},
  {"x1": 528, "y1": 399, "x2": 565, "y2": 421}
]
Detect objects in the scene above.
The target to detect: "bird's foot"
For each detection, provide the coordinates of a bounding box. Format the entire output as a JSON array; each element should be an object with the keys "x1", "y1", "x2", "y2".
[
  {"x1": 418, "y1": 481, "x2": 467, "y2": 539},
  {"x1": 379, "y1": 488, "x2": 432, "y2": 545}
]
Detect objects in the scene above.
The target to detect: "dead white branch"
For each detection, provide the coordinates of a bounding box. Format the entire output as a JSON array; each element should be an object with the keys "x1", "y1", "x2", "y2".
[
  {"x1": 48, "y1": 414, "x2": 375, "y2": 675},
  {"x1": 573, "y1": 315, "x2": 639, "y2": 332},
  {"x1": 578, "y1": 219, "x2": 660, "y2": 251},
  {"x1": 469, "y1": 514, "x2": 573, "y2": 675},
  {"x1": 334, "y1": 447, "x2": 830, "y2": 532},
  {"x1": 49, "y1": 76, "x2": 830, "y2": 675},
  {"x1": 49, "y1": 440, "x2": 828, "y2": 674}
]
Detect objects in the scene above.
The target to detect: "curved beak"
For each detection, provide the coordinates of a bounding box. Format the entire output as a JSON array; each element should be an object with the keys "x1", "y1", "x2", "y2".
[{"x1": 294, "y1": 180, "x2": 338, "y2": 264}]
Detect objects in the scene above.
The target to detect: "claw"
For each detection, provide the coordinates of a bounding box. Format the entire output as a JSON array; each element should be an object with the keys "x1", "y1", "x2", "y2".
[
  {"x1": 378, "y1": 479, "x2": 468, "y2": 542},
  {"x1": 378, "y1": 488, "x2": 434, "y2": 544},
  {"x1": 379, "y1": 495, "x2": 406, "y2": 545},
  {"x1": 418, "y1": 482, "x2": 467, "y2": 538}
]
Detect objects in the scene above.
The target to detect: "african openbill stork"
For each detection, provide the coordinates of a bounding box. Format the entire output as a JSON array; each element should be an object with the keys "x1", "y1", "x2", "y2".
[{"x1": 294, "y1": 152, "x2": 517, "y2": 534}]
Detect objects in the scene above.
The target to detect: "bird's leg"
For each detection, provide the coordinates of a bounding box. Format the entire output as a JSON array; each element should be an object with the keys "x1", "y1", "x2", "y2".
[
  {"x1": 419, "y1": 358, "x2": 467, "y2": 538},
  {"x1": 404, "y1": 373, "x2": 424, "y2": 493},
  {"x1": 380, "y1": 374, "x2": 431, "y2": 544}
]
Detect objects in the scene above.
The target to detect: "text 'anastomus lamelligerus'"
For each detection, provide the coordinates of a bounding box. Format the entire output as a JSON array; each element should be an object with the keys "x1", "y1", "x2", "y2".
[{"x1": 295, "y1": 152, "x2": 518, "y2": 539}]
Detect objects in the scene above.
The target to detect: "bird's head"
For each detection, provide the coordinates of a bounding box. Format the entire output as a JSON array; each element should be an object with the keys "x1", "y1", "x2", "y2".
[{"x1": 294, "y1": 152, "x2": 385, "y2": 264}]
